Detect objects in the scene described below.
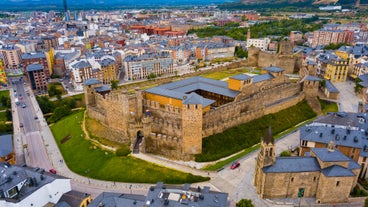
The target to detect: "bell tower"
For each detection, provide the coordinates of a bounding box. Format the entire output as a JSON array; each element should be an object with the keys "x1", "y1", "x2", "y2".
[{"x1": 254, "y1": 126, "x2": 276, "y2": 196}]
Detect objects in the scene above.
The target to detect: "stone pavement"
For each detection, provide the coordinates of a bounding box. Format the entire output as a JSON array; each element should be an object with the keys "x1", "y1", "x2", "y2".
[{"x1": 334, "y1": 81, "x2": 361, "y2": 113}]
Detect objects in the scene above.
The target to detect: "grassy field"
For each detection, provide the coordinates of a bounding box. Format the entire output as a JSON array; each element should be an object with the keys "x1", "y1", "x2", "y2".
[
  {"x1": 200, "y1": 67, "x2": 258, "y2": 80},
  {"x1": 51, "y1": 111, "x2": 209, "y2": 184},
  {"x1": 0, "y1": 90, "x2": 10, "y2": 110},
  {"x1": 318, "y1": 97, "x2": 338, "y2": 114}
]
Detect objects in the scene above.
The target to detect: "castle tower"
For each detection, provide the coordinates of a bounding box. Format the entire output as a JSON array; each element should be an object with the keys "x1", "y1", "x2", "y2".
[
  {"x1": 83, "y1": 78, "x2": 102, "y2": 107},
  {"x1": 302, "y1": 76, "x2": 321, "y2": 98},
  {"x1": 247, "y1": 28, "x2": 251, "y2": 40},
  {"x1": 254, "y1": 126, "x2": 275, "y2": 196},
  {"x1": 181, "y1": 102, "x2": 203, "y2": 159}
]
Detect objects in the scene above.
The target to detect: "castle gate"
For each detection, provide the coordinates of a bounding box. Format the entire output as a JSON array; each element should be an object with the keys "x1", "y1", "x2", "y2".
[{"x1": 133, "y1": 131, "x2": 144, "y2": 153}]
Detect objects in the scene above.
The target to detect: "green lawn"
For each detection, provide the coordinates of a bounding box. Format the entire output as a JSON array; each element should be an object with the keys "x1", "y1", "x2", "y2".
[
  {"x1": 318, "y1": 97, "x2": 338, "y2": 114},
  {"x1": 201, "y1": 68, "x2": 253, "y2": 80},
  {"x1": 51, "y1": 111, "x2": 209, "y2": 184},
  {"x1": 0, "y1": 90, "x2": 10, "y2": 110}
]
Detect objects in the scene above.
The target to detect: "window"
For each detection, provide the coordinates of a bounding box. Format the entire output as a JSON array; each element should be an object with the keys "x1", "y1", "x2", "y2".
[
  {"x1": 291, "y1": 177, "x2": 294, "y2": 182},
  {"x1": 313, "y1": 176, "x2": 316, "y2": 182},
  {"x1": 336, "y1": 181, "x2": 340, "y2": 187}
]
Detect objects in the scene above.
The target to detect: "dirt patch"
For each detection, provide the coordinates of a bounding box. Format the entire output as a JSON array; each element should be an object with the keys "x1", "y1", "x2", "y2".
[{"x1": 60, "y1": 134, "x2": 71, "y2": 144}]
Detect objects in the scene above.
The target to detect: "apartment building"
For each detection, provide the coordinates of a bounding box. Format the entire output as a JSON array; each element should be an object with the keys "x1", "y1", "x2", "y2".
[
  {"x1": 312, "y1": 29, "x2": 354, "y2": 48},
  {"x1": 246, "y1": 38, "x2": 271, "y2": 51},
  {"x1": 0, "y1": 45, "x2": 22, "y2": 69},
  {"x1": 124, "y1": 52, "x2": 174, "y2": 81},
  {"x1": 324, "y1": 58, "x2": 349, "y2": 82},
  {"x1": 25, "y1": 63, "x2": 49, "y2": 94}
]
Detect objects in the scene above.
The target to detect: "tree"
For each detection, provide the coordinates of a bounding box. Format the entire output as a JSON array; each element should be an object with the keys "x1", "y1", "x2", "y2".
[
  {"x1": 147, "y1": 73, "x2": 157, "y2": 80},
  {"x1": 236, "y1": 199, "x2": 254, "y2": 207},
  {"x1": 111, "y1": 80, "x2": 119, "y2": 90},
  {"x1": 235, "y1": 46, "x2": 248, "y2": 58},
  {"x1": 365, "y1": 197, "x2": 368, "y2": 207}
]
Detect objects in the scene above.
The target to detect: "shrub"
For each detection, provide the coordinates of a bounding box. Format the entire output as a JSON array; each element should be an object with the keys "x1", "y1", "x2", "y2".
[
  {"x1": 116, "y1": 145, "x2": 131, "y2": 156},
  {"x1": 236, "y1": 199, "x2": 254, "y2": 207},
  {"x1": 280, "y1": 150, "x2": 291, "y2": 157}
]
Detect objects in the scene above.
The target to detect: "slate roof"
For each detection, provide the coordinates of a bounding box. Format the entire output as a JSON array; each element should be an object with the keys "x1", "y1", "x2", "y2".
[
  {"x1": 263, "y1": 157, "x2": 320, "y2": 173},
  {"x1": 22, "y1": 53, "x2": 46, "y2": 59},
  {"x1": 88, "y1": 192, "x2": 146, "y2": 207},
  {"x1": 95, "y1": 85, "x2": 111, "y2": 93},
  {"x1": 312, "y1": 148, "x2": 351, "y2": 162},
  {"x1": 305, "y1": 75, "x2": 321, "y2": 81},
  {"x1": 99, "y1": 57, "x2": 115, "y2": 67},
  {"x1": 230, "y1": 74, "x2": 252, "y2": 81},
  {"x1": 325, "y1": 80, "x2": 339, "y2": 93},
  {"x1": 265, "y1": 66, "x2": 284, "y2": 73},
  {"x1": 321, "y1": 165, "x2": 355, "y2": 177},
  {"x1": 0, "y1": 134, "x2": 12, "y2": 157},
  {"x1": 57, "y1": 190, "x2": 90, "y2": 207},
  {"x1": 145, "y1": 76, "x2": 239, "y2": 107},
  {"x1": 72, "y1": 60, "x2": 91, "y2": 69},
  {"x1": 252, "y1": 73, "x2": 274, "y2": 83},
  {"x1": 84, "y1": 78, "x2": 101, "y2": 86},
  {"x1": 26, "y1": 63, "x2": 43, "y2": 72}
]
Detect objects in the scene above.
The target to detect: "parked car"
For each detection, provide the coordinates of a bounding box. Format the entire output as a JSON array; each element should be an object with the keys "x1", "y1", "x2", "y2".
[
  {"x1": 230, "y1": 161, "x2": 240, "y2": 170},
  {"x1": 49, "y1": 169, "x2": 56, "y2": 174},
  {"x1": 22, "y1": 103, "x2": 27, "y2": 108},
  {"x1": 20, "y1": 123, "x2": 24, "y2": 127}
]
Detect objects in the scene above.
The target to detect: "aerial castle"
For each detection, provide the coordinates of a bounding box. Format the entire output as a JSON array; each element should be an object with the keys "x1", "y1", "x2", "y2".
[{"x1": 84, "y1": 64, "x2": 319, "y2": 160}]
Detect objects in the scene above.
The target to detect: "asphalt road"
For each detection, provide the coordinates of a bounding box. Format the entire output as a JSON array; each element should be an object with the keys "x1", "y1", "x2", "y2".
[{"x1": 12, "y1": 79, "x2": 52, "y2": 170}]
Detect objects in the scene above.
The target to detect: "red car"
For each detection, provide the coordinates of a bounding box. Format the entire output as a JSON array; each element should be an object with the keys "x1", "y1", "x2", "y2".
[
  {"x1": 49, "y1": 169, "x2": 57, "y2": 174},
  {"x1": 230, "y1": 161, "x2": 240, "y2": 169}
]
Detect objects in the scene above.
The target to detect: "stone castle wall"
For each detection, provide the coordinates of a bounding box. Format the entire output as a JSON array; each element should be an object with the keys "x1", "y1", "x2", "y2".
[{"x1": 202, "y1": 83, "x2": 302, "y2": 137}]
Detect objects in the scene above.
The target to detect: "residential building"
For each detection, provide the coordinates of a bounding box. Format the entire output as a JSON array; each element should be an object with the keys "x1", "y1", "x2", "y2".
[
  {"x1": 254, "y1": 127, "x2": 360, "y2": 204},
  {"x1": 246, "y1": 38, "x2": 271, "y2": 51},
  {"x1": 195, "y1": 43, "x2": 235, "y2": 61},
  {"x1": 324, "y1": 59, "x2": 349, "y2": 82},
  {"x1": 25, "y1": 63, "x2": 48, "y2": 94},
  {"x1": 41, "y1": 36, "x2": 59, "y2": 51},
  {"x1": 22, "y1": 52, "x2": 50, "y2": 77},
  {"x1": 70, "y1": 59, "x2": 102, "y2": 91},
  {"x1": 0, "y1": 45, "x2": 22, "y2": 69},
  {"x1": 124, "y1": 52, "x2": 174, "y2": 81},
  {"x1": 0, "y1": 135, "x2": 15, "y2": 165},
  {"x1": 299, "y1": 112, "x2": 368, "y2": 179},
  {"x1": 88, "y1": 182, "x2": 229, "y2": 207},
  {"x1": 56, "y1": 190, "x2": 92, "y2": 207},
  {"x1": 98, "y1": 57, "x2": 117, "y2": 85},
  {"x1": 312, "y1": 30, "x2": 354, "y2": 48},
  {"x1": 0, "y1": 162, "x2": 71, "y2": 207}
]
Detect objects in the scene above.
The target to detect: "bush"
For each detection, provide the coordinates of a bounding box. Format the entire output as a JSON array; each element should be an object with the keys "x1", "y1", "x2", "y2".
[
  {"x1": 195, "y1": 100, "x2": 316, "y2": 162},
  {"x1": 280, "y1": 150, "x2": 291, "y2": 157},
  {"x1": 47, "y1": 105, "x2": 72, "y2": 123},
  {"x1": 116, "y1": 145, "x2": 131, "y2": 156},
  {"x1": 236, "y1": 199, "x2": 254, "y2": 207},
  {"x1": 351, "y1": 186, "x2": 368, "y2": 197}
]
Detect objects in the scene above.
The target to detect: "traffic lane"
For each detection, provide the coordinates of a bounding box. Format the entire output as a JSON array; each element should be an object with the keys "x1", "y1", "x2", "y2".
[{"x1": 25, "y1": 131, "x2": 52, "y2": 170}]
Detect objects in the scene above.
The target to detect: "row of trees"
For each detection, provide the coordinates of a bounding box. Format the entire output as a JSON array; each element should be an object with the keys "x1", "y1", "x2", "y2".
[
  {"x1": 36, "y1": 95, "x2": 84, "y2": 123},
  {"x1": 188, "y1": 18, "x2": 324, "y2": 41}
]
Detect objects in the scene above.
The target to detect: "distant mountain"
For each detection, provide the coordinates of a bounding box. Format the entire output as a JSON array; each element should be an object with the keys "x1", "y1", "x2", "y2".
[{"x1": 240, "y1": 0, "x2": 357, "y2": 6}]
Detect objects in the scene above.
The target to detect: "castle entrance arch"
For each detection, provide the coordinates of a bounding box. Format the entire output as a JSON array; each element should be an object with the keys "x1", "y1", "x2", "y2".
[{"x1": 133, "y1": 131, "x2": 144, "y2": 153}]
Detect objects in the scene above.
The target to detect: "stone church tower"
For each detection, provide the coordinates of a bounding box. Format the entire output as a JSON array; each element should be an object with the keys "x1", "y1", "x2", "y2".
[{"x1": 254, "y1": 126, "x2": 276, "y2": 196}]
